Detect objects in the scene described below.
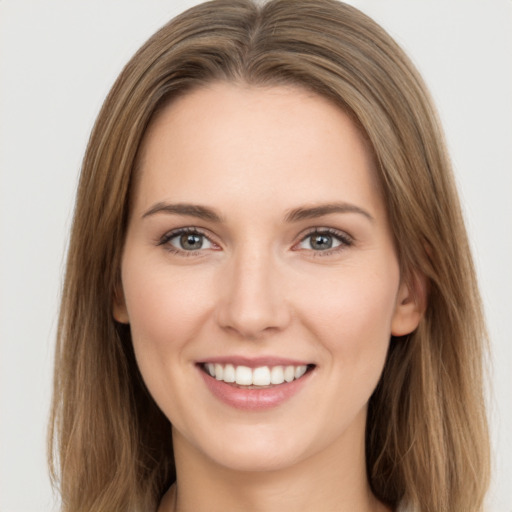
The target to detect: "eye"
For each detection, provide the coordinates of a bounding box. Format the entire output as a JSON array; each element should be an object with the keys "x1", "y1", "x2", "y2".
[
  {"x1": 173, "y1": 232, "x2": 212, "y2": 251},
  {"x1": 158, "y1": 228, "x2": 215, "y2": 253},
  {"x1": 296, "y1": 229, "x2": 352, "y2": 253}
]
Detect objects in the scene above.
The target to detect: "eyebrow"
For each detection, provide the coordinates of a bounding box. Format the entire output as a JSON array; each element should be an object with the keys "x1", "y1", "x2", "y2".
[
  {"x1": 142, "y1": 202, "x2": 223, "y2": 222},
  {"x1": 284, "y1": 202, "x2": 374, "y2": 223},
  {"x1": 142, "y1": 201, "x2": 373, "y2": 223}
]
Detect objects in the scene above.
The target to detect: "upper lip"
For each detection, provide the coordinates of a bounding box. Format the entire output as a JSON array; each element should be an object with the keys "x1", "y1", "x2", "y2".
[{"x1": 197, "y1": 356, "x2": 314, "y2": 368}]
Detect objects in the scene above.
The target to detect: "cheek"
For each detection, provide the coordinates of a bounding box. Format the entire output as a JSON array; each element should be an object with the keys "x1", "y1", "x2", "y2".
[
  {"x1": 121, "y1": 262, "x2": 220, "y2": 427},
  {"x1": 300, "y1": 263, "x2": 399, "y2": 366},
  {"x1": 121, "y1": 262, "x2": 214, "y2": 371}
]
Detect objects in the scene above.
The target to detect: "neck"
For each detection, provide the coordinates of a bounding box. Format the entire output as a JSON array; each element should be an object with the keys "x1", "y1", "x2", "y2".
[{"x1": 159, "y1": 412, "x2": 390, "y2": 512}]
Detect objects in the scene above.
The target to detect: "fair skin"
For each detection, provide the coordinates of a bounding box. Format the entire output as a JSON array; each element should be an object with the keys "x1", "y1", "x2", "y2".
[{"x1": 114, "y1": 82, "x2": 423, "y2": 512}]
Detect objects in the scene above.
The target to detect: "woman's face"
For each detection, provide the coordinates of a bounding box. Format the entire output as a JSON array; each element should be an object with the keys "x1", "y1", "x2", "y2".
[{"x1": 115, "y1": 82, "x2": 422, "y2": 473}]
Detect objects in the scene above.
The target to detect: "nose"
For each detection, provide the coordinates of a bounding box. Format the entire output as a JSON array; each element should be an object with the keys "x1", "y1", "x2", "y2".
[{"x1": 215, "y1": 247, "x2": 291, "y2": 340}]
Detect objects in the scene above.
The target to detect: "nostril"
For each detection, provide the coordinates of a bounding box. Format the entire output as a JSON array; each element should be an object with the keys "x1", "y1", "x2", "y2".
[
  {"x1": 216, "y1": 303, "x2": 292, "y2": 340},
  {"x1": 214, "y1": 268, "x2": 291, "y2": 338}
]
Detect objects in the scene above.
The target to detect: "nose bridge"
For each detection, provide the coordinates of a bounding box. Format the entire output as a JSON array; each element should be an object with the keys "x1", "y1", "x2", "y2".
[{"x1": 217, "y1": 240, "x2": 290, "y2": 338}]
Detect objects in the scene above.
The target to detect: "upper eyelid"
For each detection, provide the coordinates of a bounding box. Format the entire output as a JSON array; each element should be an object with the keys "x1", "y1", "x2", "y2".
[
  {"x1": 160, "y1": 226, "x2": 211, "y2": 238},
  {"x1": 298, "y1": 226, "x2": 353, "y2": 241},
  {"x1": 158, "y1": 227, "x2": 215, "y2": 246}
]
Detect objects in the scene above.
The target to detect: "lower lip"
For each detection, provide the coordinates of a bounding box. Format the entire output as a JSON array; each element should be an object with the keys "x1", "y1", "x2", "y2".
[{"x1": 198, "y1": 367, "x2": 312, "y2": 411}]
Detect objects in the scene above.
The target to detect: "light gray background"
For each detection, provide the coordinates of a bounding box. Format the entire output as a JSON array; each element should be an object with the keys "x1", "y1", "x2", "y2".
[{"x1": 1, "y1": 1, "x2": 511, "y2": 511}]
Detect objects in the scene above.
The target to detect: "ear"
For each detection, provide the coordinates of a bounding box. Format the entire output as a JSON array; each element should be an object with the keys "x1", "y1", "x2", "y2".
[
  {"x1": 391, "y1": 271, "x2": 428, "y2": 336},
  {"x1": 113, "y1": 284, "x2": 130, "y2": 324}
]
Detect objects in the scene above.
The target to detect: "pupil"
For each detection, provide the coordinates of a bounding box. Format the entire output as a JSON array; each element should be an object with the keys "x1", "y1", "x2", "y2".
[
  {"x1": 181, "y1": 233, "x2": 202, "y2": 250},
  {"x1": 311, "y1": 234, "x2": 332, "y2": 250}
]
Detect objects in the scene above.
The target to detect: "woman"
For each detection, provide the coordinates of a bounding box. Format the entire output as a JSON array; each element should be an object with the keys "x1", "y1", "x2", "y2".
[{"x1": 48, "y1": 1, "x2": 490, "y2": 511}]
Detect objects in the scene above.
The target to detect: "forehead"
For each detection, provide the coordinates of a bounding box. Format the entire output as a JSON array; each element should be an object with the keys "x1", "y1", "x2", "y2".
[{"x1": 133, "y1": 82, "x2": 382, "y2": 216}]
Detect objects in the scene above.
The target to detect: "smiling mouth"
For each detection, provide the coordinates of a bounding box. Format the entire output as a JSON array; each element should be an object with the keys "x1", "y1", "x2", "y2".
[{"x1": 199, "y1": 362, "x2": 315, "y2": 388}]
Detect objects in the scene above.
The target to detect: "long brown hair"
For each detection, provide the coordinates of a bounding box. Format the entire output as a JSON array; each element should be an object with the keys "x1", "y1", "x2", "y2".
[{"x1": 49, "y1": 1, "x2": 490, "y2": 510}]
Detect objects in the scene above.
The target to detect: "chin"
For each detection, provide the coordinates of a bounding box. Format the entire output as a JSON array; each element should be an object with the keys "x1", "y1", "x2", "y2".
[
  {"x1": 208, "y1": 442, "x2": 306, "y2": 473},
  {"x1": 178, "y1": 416, "x2": 329, "y2": 475}
]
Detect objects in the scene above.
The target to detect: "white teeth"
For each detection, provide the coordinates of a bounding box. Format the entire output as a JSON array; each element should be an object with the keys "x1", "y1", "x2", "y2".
[
  {"x1": 223, "y1": 364, "x2": 235, "y2": 383},
  {"x1": 235, "y1": 365, "x2": 253, "y2": 385},
  {"x1": 214, "y1": 363, "x2": 224, "y2": 381},
  {"x1": 204, "y1": 363, "x2": 310, "y2": 386},
  {"x1": 252, "y1": 366, "x2": 271, "y2": 386},
  {"x1": 284, "y1": 365, "x2": 295, "y2": 382},
  {"x1": 295, "y1": 365, "x2": 307, "y2": 379},
  {"x1": 270, "y1": 366, "x2": 285, "y2": 384}
]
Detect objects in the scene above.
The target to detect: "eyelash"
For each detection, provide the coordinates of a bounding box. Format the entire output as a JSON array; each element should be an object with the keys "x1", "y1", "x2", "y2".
[
  {"x1": 157, "y1": 227, "x2": 216, "y2": 256},
  {"x1": 295, "y1": 227, "x2": 354, "y2": 257},
  {"x1": 157, "y1": 227, "x2": 353, "y2": 256}
]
